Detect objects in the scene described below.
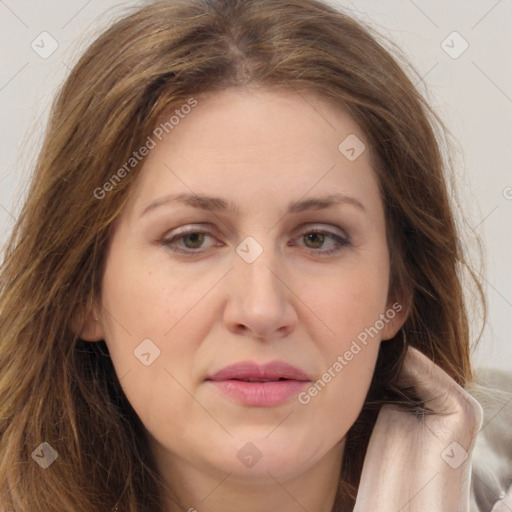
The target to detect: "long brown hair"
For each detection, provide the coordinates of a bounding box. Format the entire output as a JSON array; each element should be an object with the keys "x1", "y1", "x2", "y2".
[{"x1": 0, "y1": 0, "x2": 482, "y2": 510}]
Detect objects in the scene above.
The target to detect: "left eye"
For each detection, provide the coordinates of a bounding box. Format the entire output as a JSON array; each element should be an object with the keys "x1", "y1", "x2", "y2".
[{"x1": 292, "y1": 229, "x2": 350, "y2": 255}]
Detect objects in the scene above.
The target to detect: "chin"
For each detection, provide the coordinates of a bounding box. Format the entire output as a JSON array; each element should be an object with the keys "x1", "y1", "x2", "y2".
[{"x1": 205, "y1": 432, "x2": 329, "y2": 482}]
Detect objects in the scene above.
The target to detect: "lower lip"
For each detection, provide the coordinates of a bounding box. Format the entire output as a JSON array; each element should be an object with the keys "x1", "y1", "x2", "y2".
[{"x1": 207, "y1": 379, "x2": 309, "y2": 406}]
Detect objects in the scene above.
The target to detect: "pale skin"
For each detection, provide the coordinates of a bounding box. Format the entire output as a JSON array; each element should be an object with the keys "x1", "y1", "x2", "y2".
[{"x1": 80, "y1": 86, "x2": 407, "y2": 511}]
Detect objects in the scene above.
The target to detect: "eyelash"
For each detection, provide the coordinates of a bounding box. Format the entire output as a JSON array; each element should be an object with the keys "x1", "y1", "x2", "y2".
[{"x1": 160, "y1": 226, "x2": 351, "y2": 256}]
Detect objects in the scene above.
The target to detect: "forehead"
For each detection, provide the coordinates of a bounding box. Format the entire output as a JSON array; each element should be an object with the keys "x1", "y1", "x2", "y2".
[
  {"x1": 125, "y1": 86, "x2": 380, "y2": 219},
  {"x1": 151, "y1": 86, "x2": 367, "y2": 162}
]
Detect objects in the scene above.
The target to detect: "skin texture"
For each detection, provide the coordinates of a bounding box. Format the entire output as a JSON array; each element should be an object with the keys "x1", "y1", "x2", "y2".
[{"x1": 81, "y1": 86, "x2": 406, "y2": 512}]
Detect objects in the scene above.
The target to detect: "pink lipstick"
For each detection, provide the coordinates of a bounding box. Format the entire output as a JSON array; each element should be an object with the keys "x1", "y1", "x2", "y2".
[{"x1": 206, "y1": 361, "x2": 310, "y2": 407}]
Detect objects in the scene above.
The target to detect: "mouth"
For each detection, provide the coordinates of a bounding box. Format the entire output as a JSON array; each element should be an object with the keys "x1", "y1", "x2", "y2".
[
  {"x1": 230, "y1": 377, "x2": 290, "y2": 382},
  {"x1": 206, "y1": 361, "x2": 311, "y2": 407}
]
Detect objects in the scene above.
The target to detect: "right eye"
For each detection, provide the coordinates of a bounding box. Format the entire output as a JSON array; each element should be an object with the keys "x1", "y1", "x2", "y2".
[{"x1": 161, "y1": 228, "x2": 222, "y2": 254}]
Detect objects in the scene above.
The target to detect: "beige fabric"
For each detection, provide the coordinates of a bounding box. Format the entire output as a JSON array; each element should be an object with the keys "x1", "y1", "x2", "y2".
[{"x1": 353, "y1": 346, "x2": 512, "y2": 512}]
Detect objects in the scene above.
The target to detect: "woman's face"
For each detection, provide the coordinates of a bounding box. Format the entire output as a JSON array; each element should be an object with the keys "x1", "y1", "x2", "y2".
[{"x1": 83, "y1": 86, "x2": 404, "y2": 485}]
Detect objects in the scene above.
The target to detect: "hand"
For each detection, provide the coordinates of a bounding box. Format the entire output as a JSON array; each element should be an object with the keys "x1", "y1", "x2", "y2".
[{"x1": 353, "y1": 345, "x2": 483, "y2": 512}]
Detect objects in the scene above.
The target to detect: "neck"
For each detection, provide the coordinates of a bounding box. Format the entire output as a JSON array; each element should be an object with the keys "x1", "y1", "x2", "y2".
[{"x1": 157, "y1": 439, "x2": 345, "y2": 512}]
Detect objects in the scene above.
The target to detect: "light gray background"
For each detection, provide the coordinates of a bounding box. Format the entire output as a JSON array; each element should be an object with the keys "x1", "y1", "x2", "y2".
[{"x1": 1, "y1": 0, "x2": 511, "y2": 370}]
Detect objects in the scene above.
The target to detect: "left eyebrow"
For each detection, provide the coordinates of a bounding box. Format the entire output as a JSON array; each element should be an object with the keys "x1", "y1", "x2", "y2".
[
  {"x1": 139, "y1": 192, "x2": 366, "y2": 218},
  {"x1": 287, "y1": 193, "x2": 366, "y2": 214}
]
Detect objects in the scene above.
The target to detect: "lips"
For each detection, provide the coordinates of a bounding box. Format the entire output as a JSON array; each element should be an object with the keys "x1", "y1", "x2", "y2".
[
  {"x1": 206, "y1": 361, "x2": 310, "y2": 407},
  {"x1": 206, "y1": 360, "x2": 310, "y2": 382}
]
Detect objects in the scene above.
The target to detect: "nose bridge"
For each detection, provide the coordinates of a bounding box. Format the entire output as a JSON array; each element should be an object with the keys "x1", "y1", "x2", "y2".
[
  {"x1": 235, "y1": 234, "x2": 283, "y2": 302},
  {"x1": 223, "y1": 233, "x2": 296, "y2": 338}
]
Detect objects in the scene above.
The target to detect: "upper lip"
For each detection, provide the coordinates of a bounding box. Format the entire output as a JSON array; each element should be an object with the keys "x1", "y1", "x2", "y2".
[{"x1": 206, "y1": 361, "x2": 311, "y2": 382}]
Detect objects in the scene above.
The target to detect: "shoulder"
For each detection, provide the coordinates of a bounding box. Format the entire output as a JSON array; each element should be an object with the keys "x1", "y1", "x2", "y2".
[{"x1": 468, "y1": 368, "x2": 512, "y2": 512}]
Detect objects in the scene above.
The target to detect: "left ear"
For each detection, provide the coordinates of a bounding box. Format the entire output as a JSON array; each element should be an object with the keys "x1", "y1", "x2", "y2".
[{"x1": 381, "y1": 297, "x2": 409, "y2": 341}]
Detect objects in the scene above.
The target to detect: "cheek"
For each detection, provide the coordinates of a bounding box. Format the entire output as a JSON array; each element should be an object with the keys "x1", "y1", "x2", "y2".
[
  {"x1": 98, "y1": 246, "x2": 222, "y2": 430},
  {"x1": 318, "y1": 353, "x2": 377, "y2": 447},
  {"x1": 299, "y1": 319, "x2": 381, "y2": 450},
  {"x1": 300, "y1": 254, "x2": 390, "y2": 343},
  {"x1": 100, "y1": 244, "x2": 221, "y2": 346},
  {"x1": 294, "y1": 253, "x2": 389, "y2": 429}
]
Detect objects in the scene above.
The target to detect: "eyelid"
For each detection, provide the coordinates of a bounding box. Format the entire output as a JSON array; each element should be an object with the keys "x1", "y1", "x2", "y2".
[
  {"x1": 295, "y1": 223, "x2": 349, "y2": 239},
  {"x1": 165, "y1": 224, "x2": 215, "y2": 237}
]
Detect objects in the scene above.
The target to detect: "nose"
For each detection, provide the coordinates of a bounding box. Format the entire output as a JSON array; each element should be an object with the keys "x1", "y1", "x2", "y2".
[{"x1": 222, "y1": 244, "x2": 298, "y2": 340}]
